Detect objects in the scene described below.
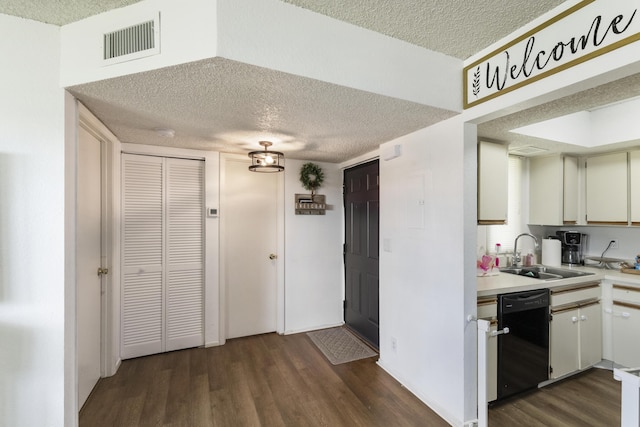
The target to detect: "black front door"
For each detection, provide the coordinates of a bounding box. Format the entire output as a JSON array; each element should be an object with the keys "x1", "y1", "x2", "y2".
[{"x1": 344, "y1": 160, "x2": 379, "y2": 348}]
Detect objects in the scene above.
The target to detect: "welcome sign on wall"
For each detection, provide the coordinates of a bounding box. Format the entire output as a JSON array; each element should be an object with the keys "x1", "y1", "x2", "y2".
[{"x1": 463, "y1": 0, "x2": 640, "y2": 109}]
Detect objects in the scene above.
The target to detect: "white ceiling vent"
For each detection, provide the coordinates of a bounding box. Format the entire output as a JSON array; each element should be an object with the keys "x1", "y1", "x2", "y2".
[
  {"x1": 103, "y1": 12, "x2": 160, "y2": 65},
  {"x1": 508, "y1": 145, "x2": 549, "y2": 156}
]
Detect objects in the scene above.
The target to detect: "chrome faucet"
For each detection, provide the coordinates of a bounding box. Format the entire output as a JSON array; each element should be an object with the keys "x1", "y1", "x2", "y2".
[{"x1": 513, "y1": 233, "x2": 539, "y2": 267}]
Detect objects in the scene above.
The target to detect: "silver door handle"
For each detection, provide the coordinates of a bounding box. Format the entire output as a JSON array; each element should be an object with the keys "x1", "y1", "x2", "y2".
[
  {"x1": 269, "y1": 254, "x2": 277, "y2": 260},
  {"x1": 491, "y1": 327, "x2": 509, "y2": 337}
]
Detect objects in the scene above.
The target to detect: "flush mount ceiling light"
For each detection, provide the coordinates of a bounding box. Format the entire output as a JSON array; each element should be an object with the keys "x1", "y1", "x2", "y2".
[
  {"x1": 154, "y1": 127, "x2": 175, "y2": 138},
  {"x1": 248, "y1": 141, "x2": 284, "y2": 173}
]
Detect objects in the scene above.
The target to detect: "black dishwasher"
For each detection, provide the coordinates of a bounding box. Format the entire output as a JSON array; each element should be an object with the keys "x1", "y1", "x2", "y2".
[{"x1": 497, "y1": 288, "x2": 550, "y2": 401}]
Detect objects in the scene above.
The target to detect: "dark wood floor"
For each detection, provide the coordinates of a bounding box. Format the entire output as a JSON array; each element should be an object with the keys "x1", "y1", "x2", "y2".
[
  {"x1": 80, "y1": 332, "x2": 621, "y2": 427},
  {"x1": 489, "y1": 367, "x2": 621, "y2": 426},
  {"x1": 80, "y1": 332, "x2": 448, "y2": 426}
]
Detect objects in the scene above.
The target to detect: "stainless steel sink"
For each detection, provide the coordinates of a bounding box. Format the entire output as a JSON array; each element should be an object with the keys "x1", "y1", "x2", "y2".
[{"x1": 500, "y1": 265, "x2": 595, "y2": 281}]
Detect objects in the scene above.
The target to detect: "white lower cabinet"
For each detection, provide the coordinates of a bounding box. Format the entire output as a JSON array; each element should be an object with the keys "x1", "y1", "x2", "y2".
[
  {"x1": 478, "y1": 298, "x2": 497, "y2": 402},
  {"x1": 612, "y1": 284, "x2": 640, "y2": 368},
  {"x1": 579, "y1": 303, "x2": 603, "y2": 369},
  {"x1": 550, "y1": 284, "x2": 602, "y2": 380},
  {"x1": 550, "y1": 302, "x2": 602, "y2": 379},
  {"x1": 487, "y1": 322, "x2": 498, "y2": 402},
  {"x1": 550, "y1": 307, "x2": 579, "y2": 378},
  {"x1": 612, "y1": 303, "x2": 640, "y2": 368}
]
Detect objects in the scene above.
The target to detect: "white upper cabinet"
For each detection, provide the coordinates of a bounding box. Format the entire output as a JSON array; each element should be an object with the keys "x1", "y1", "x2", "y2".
[
  {"x1": 478, "y1": 141, "x2": 508, "y2": 225},
  {"x1": 586, "y1": 152, "x2": 628, "y2": 224},
  {"x1": 529, "y1": 155, "x2": 578, "y2": 225},
  {"x1": 529, "y1": 156, "x2": 562, "y2": 225},
  {"x1": 563, "y1": 156, "x2": 579, "y2": 224},
  {"x1": 630, "y1": 151, "x2": 640, "y2": 225}
]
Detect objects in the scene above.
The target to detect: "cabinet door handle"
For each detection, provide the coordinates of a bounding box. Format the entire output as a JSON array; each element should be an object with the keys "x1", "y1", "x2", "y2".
[
  {"x1": 580, "y1": 315, "x2": 587, "y2": 321},
  {"x1": 571, "y1": 316, "x2": 579, "y2": 323}
]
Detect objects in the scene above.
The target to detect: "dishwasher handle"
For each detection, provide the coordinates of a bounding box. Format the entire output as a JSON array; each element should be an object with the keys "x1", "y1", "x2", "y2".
[{"x1": 491, "y1": 326, "x2": 510, "y2": 337}]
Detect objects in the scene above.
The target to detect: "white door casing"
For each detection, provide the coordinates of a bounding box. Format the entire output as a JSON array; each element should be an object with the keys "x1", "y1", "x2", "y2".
[
  {"x1": 77, "y1": 125, "x2": 103, "y2": 409},
  {"x1": 223, "y1": 157, "x2": 279, "y2": 339}
]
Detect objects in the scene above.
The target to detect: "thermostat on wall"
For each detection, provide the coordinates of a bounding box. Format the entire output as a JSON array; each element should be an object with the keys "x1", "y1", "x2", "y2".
[{"x1": 207, "y1": 208, "x2": 218, "y2": 217}]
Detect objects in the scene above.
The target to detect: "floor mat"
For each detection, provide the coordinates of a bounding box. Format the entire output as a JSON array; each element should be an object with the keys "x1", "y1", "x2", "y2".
[{"x1": 307, "y1": 327, "x2": 378, "y2": 365}]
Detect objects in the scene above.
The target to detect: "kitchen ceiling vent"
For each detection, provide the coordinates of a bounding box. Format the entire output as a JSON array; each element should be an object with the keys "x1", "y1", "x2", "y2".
[
  {"x1": 103, "y1": 12, "x2": 160, "y2": 65},
  {"x1": 508, "y1": 145, "x2": 548, "y2": 156}
]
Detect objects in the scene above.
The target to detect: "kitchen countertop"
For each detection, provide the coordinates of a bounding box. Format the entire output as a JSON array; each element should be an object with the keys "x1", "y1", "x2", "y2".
[{"x1": 477, "y1": 265, "x2": 640, "y2": 298}]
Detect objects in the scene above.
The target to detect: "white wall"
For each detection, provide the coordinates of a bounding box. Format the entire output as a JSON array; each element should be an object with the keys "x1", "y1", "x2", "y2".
[
  {"x1": 533, "y1": 225, "x2": 640, "y2": 264},
  {"x1": 283, "y1": 159, "x2": 344, "y2": 333},
  {"x1": 0, "y1": 14, "x2": 68, "y2": 427},
  {"x1": 218, "y1": 0, "x2": 461, "y2": 110},
  {"x1": 378, "y1": 117, "x2": 476, "y2": 426},
  {"x1": 60, "y1": 0, "x2": 218, "y2": 87},
  {"x1": 62, "y1": 0, "x2": 461, "y2": 111}
]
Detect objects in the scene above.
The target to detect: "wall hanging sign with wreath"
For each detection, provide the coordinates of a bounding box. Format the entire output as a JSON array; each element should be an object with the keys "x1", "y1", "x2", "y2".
[
  {"x1": 295, "y1": 162, "x2": 327, "y2": 215},
  {"x1": 299, "y1": 162, "x2": 324, "y2": 195}
]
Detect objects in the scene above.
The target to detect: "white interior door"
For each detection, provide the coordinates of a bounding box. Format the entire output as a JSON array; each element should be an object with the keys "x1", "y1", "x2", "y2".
[
  {"x1": 77, "y1": 126, "x2": 102, "y2": 408},
  {"x1": 224, "y1": 158, "x2": 278, "y2": 339}
]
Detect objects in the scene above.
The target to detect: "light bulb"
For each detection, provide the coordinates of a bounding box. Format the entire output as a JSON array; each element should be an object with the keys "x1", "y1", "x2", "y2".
[{"x1": 265, "y1": 155, "x2": 274, "y2": 165}]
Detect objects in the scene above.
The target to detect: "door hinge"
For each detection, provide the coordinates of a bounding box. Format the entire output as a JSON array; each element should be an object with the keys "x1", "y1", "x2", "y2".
[
  {"x1": 550, "y1": 366, "x2": 553, "y2": 374},
  {"x1": 97, "y1": 267, "x2": 109, "y2": 276},
  {"x1": 549, "y1": 313, "x2": 553, "y2": 321}
]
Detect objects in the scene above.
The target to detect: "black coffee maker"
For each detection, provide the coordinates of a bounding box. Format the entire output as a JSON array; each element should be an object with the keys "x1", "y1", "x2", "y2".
[{"x1": 556, "y1": 231, "x2": 588, "y2": 265}]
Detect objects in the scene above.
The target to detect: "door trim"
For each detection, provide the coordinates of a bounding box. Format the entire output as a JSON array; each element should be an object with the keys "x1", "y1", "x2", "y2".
[
  {"x1": 219, "y1": 153, "x2": 285, "y2": 344},
  {"x1": 78, "y1": 104, "x2": 118, "y2": 380}
]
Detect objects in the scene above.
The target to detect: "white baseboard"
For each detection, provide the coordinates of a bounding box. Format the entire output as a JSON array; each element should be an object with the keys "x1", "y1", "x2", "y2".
[{"x1": 104, "y1": 357, "x2": 121, "y2": 378}]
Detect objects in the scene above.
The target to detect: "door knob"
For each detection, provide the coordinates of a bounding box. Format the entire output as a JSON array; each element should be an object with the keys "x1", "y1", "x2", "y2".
[
  {"x1": 97, "y1": 267, "x2": 109, "y2": 276},
  {"x1": 269, "y1": 254, "x2": 277, "y2": 260}
]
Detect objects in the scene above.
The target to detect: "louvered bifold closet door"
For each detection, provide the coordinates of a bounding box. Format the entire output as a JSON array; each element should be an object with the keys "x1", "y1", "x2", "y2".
[
  {"x1": 165, "y1": 158, "x2": 204, "y2": 351},
  {"x1": 121, "y1": 154, "x2": 204, "y2": 359},
  {"x1": 121, "y1": 154, "x2": 164, "y2": 359}
]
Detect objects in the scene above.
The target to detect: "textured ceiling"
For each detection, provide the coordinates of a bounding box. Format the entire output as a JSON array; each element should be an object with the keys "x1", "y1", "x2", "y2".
[
  {"x1": 283, "y1": 0, "x2": 565, "y2": 60},
  {"x1": 0, "y1": 0, "x2": 142, "y2": 26},
  {"x1": 0, "y1": 0, "x2": 563, "y2": 60},
  {"x1": 478, "y1": 73, "x2": 640, "y2": 156},
  {"x1": 6, "y1": 0, "x2": 634, "y2": 162},
  {"x1": 68, "y1": 58, "x2": 456, "y2": 162}
]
